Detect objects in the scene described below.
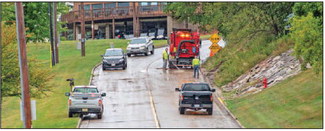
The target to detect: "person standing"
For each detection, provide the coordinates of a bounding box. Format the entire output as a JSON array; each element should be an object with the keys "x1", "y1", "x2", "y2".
[
  {"x1": 162, "y1": 48, "x2": 169, "y2": 69},
  {"x1": 192, "y1": 56, "x2": 200, "y2": 78}
]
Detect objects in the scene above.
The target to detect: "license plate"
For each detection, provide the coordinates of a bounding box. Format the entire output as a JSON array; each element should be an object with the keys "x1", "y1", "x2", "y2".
[
  {"x1": 194, "y1": 104, "x2": 200, "y2": 107},
  {"x1": 82, "y1": 108, "x2": 88, "y2": 112},
  {"x1": 111, "y1": 64, "x2": 115, "y2": 66}
]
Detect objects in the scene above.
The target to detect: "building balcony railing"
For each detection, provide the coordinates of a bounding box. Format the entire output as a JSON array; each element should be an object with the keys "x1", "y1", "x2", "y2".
[{"x1": 61, "y1": 5, "x2": 167, "y2": 23}]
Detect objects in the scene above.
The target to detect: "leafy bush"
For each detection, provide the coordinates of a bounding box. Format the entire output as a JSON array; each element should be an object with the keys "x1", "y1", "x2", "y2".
[{"x1": 2, "y1": 23, "x2": 53, "y2": 98}]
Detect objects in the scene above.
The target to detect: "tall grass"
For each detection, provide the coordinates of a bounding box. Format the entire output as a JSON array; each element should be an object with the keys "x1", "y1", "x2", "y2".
[{"x1": 202, "y1": 33, "x2": 294, "y2": 87}]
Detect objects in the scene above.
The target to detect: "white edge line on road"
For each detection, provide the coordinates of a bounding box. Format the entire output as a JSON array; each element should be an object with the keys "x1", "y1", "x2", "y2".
[{"x1": 77, "y1": 62, "x2": 102, "y2": 128}]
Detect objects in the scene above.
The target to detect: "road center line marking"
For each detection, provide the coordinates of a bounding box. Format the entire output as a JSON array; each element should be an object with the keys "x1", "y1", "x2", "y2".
[
  {"x1": 218, "y1": 97, "x2": 224, "y2": 105},
  {"x1": 148, "y1": 90, "x2": 160, "y2": 128},
  {"x1": 145, "y1": 58, "x2": 162, "y2": 128}
]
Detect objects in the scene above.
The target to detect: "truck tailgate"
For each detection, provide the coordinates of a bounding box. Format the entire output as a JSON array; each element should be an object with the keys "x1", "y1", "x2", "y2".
[
  {"x1": 181, "y1": 91, "x2": 212, "y2": 104},
  {"x1": 70, "y1": 93, "x2": 101, "y2": 108}
]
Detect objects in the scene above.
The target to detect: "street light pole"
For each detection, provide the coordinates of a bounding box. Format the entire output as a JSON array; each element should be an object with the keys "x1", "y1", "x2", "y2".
[{"x1": 15, "y1": 2, "x2": 32, "y2": 128}]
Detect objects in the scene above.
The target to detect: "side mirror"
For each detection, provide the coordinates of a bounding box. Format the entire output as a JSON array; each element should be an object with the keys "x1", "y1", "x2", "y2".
[
  {"x1": 211, "y1": 89, "x2": 216, "y2": 92},
  {"x1": 65, "y1": 92, "x2": 70, "y2": 96},
  {"x1": 175, "y1": 88, "x2": 180, "y2": 92},
  {"x1": 101, "y1": 93, "x2": 106, "y2": 97}
]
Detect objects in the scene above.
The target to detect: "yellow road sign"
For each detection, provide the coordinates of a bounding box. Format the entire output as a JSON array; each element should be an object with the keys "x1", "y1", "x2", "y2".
[
  {"x1": 209, "y1": 43, "x2": 222, "y2": 53},
  {"x1": 209, "y1": 33, "x2": 221, "y2": 44}
]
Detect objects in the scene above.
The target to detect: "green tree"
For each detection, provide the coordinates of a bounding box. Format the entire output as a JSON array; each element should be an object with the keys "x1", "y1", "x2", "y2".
[
  {"x1": 2, "y1": 2, "x2": 70, "y2": 42},
  {"x1": 165, "y1": 2, "x2": 294, "y2": 42},
  {"x1": 1, "y1": 23, "x2": 54, "y2": 98},
  {"x1": 290, "y1": 2, "x2": 323, "y2": 73}
]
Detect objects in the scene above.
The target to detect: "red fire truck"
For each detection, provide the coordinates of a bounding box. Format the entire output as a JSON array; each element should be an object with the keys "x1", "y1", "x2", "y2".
[{"x1": 168, "y1": 28, "x2": 201, "y2": 68}]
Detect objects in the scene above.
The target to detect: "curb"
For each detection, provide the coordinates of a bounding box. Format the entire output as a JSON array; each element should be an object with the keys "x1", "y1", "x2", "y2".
[
  {"x1": 76, "y1": 62, "x2": 102, "y2": 128},
  {"x1": 199, "y1": 68, "x2": 244, "y2": 128}
]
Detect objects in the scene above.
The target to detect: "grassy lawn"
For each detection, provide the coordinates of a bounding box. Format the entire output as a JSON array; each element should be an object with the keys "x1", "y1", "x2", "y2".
[
  {"x1": 153, "y1": 40, "x2": 168, "y2": 48},
  {"x1": 226, "y1": 69, "x2": 323, "y2": 128},
  {"x1": 2, "y1": 39, "x2": 129, "y2": 128},
  {"x1": 200, "y1": 34, "x2": 211, "y2": 40}
]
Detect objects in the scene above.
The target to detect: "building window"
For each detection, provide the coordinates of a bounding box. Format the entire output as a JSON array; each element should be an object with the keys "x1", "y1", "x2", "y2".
[
  {"x1": 151, "y1": 2, "x2": 158, "y2": 5},
  {"x1": 118, "y1": 2, "x2": 129, "y2": 7},
  {"x1": 92, "y1": 4, "x2": 103, "y2": 9},
  {"x1": 79, "y1": 4, "x2": 90, "y2": 10},
  {"x1": 105, "y1": 3, "x2": 116, "y2": 8},
  {"x1": 140, "y1": 2, "x2": 148, "y2": 6}
]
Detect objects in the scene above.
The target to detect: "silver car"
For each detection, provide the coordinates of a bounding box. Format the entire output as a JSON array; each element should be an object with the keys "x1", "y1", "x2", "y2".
[{"x1": 126, "y1": 37, "x2": 154, "y2": 57}]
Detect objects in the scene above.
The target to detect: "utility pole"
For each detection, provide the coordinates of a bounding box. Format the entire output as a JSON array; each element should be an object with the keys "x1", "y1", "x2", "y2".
[
  {"x1": 48, "y1": 3, "x2": 55, "y2": 66},
  {"x1": 15, "y1": 2, "x2": 32, "y2": 128},
  {"x1": 81, "y1": 2, "x2": 86, "y2": 56},
  {"x1": 0, "y1": 2, "x2": 3, "y2": 128},
  {"x1": 53, "y1": 2, "x2": 59, "y2": 63}
]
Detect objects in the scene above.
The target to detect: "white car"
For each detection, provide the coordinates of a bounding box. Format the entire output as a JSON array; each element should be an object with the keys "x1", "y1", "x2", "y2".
[{"x1": 126, "y1": 37, "x2": 155, "y2": 57}]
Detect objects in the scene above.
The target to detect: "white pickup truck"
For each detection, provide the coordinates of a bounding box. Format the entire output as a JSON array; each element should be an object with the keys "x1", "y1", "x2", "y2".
[{"x1": 65, "y1": 86, "x2": 106, "y2": 119}]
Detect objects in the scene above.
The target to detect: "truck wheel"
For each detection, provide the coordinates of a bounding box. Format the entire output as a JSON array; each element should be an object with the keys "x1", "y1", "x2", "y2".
[
  {"x1": 169, "y1": 62, "x2": 176, "y2": 69},
  {"x1": 127, "y1": 54, "x2": 131, "y2": 57},
  {"x1": 102, "y1": 66, "x2": 105, "y2": 71},
  {"x1": 144, "y1": 52, "x2": 148, "y2": 56},
  {"x1": 122, "y1": 66, "x2": 126, "y2": 70},
  {"x1": 68, "y1": 112, "x2": 73, "y2": 118},
  {"x1": 179, "y1": 107, "x2": 185, "y2": 115},
  {"x1": 207, "y1": 108, "x2": 213, "y2": 115},
  {"x1": 97, "y1": 113, "x2": 102, "y2": 119},
  {"x1": 150, "y1": 49, "x2": 154, "y2": 55},
  {"x1": 151, "y1": 47, "x2": 155, "y2": 54}
]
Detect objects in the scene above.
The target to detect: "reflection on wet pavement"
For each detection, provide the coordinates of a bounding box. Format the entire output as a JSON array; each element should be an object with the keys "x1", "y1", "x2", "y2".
[{"x1": 80, "y1": 40, "x2": 241, "y2": 128}]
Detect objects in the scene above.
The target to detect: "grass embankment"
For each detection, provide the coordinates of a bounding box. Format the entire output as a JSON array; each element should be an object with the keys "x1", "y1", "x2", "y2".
[
  {"x1": 203, "y1": 35, "x2": 294, "y2": 87},
  {"x1": 226, "y1": 69, "x2": 323, "y2": 128},
  {"x1": 2, "y1": 39, "x2": 130, "y2": 128}
]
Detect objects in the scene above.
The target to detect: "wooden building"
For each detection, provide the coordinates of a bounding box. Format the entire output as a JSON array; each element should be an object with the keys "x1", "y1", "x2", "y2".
[{"x1": 61, "y1": 2, "x2": 197, "y2": 40}]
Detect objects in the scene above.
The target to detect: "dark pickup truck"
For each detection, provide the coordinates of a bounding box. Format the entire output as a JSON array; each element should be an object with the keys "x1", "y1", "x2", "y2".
[{"x1": 175, "y1": 82, "x2": 215, "y2": 115}]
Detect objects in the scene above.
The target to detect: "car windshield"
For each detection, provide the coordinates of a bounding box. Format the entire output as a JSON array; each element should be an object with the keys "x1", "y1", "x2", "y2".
[
  {"x1": 104, "y1": 50, "x2": 123, "y2": 56},
  {"x1": 73, "y1": 88, "x2": 99, "y2": 93},
  {"x1": 182, "y1": 84, "x2": 210, "y2": 91},
  {"x1": 130, "y1": 38, "x2": 147, "y2": 44}
]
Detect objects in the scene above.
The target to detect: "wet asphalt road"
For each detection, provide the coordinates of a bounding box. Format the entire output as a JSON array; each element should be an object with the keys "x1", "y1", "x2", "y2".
[{"x1": 80, "y1": 40, "x2": 241, "y2": 128}]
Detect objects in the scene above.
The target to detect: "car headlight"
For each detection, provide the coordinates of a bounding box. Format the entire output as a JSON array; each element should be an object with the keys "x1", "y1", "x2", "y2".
[
  {"x1": 140, "y1": 46, "x2": 146, "y2": 50},
  {"x1": 119, "y1": 59, "x2": 124, "y2": 62}
]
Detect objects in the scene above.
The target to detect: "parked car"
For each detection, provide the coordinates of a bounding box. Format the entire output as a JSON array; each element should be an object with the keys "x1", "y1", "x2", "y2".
[
  {"x1": 101, "y1": 48, "x2": 127, "y2": 70},
  {"x1": 155, "y1": 28, "x2": 166, "y2": 40},
  {"x1": 148, "y1": 29, "x2": 156, "y2": 39},
  {"x1": 175, "y1": 82, "x2": 215, "y2": 115},
  {"x1": 65, "y1": 86, "x2": 106, "y2": 119},
  {"x1": 126, "y1": 37, "x2": 154, "y2": 57}
]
